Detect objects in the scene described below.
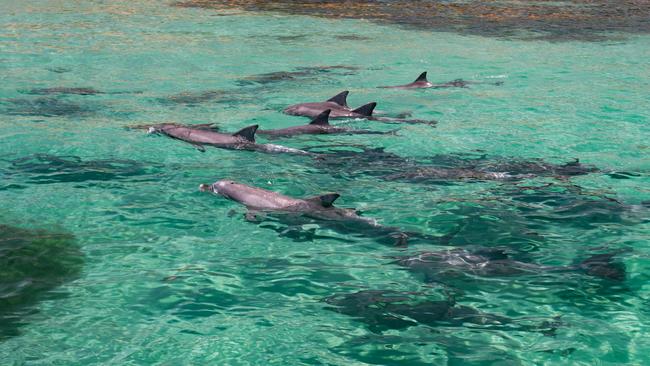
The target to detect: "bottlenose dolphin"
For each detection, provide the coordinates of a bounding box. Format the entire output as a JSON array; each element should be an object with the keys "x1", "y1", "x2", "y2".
[
  {"x1": 323, "y1": 290, "x2": 558, "y2": 334},
  {"x1": 198, "y1": 180, "x2": 439, "y2": 246},
  {"x1": 284, "y1": 91, "x2": 377, "y2": 119},
  {"x1": 257, "y1": 110, "x2": 392, "y2": 137},
  {"x1": 146, "y1": 124, "x2": 311, "y2": 155},
  {"x1": 379, "y1": 72, "x2": 503, "y2": 89},
  {"x1": 397, "y1": 249, "x2": 626, "y2": 282},
  {"x1": 284, "y1": 91, "x2": 436, "y2": 125}
]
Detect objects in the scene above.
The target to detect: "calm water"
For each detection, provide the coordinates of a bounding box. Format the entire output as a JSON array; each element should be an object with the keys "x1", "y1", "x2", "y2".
[{"x1": 1, "y1": 1, "x2": 650, "y2": 365}]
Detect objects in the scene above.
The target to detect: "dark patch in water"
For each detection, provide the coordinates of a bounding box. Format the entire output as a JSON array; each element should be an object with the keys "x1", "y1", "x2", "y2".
[
  {"x1": 235, "y1": 65, "x2": 358, "y2": 86},
  {"x1": 173, "y1": 0, "x2": 650, "y2": 41},
  {"x1": 0, "y1": 97, "x2": 99, "y2": 117},
  {"x1": 0, "y1": 225, "x2": 83, "y2": 340},
  {"x1": 3, "y1": 154, "x2": 162, "y2": 186},
  {"x1": 275, "y1": 34, "x2": 309, "y2": 42},
  {"x1": 334, "y1": 34, "x2": 371, "y2": 41},
  {"x1": 46, "y1": 67, "x2": 72, "y2": 74},
  {"x1": 22, "y1": 87, "x2": 102, "y2": 96},
  {"x1": 159, "y1": 89, "x2": 254, "y2": 106}
]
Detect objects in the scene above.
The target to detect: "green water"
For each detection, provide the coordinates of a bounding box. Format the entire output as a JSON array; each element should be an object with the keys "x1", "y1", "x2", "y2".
[{"x1": 1, "y1": 1, "x2": 649, "y2": 364}]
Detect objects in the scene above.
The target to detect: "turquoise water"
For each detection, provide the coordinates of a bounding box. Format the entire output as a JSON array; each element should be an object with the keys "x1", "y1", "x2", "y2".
[{"x1": 1, "y1": 1, "x2": 650, "y2": 364}]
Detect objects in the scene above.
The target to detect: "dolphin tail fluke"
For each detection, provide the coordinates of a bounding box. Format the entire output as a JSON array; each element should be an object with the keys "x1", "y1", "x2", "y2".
[
  {"x1": 233, "y1": 125, "x2": 259, "y2": 142},
  {"x1": 579, "y1": 253, "x2": 626, "y2": 281},
  {"x1": 309, "y1": 109, "x2": 331, "y2": 126},
  {"x1": 414, "y1": 71, "x2": 428, "y2": 83},
  {"x1": 352, "y1": 102, "x2": 377, "y2": 117},
  {"x1": 326, "y1": 91, "x2": 349, "y2": 107}
]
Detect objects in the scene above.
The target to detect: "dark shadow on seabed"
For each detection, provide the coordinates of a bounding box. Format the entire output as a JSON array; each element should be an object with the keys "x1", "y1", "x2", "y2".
[{"x1": 172, "y1": 0, "x2": 650, "y2": 41}]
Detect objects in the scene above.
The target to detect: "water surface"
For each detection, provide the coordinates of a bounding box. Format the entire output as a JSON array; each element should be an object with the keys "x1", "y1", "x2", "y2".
[{"x1": 1, "y1": 1, "x2": 649, "y2": 364}]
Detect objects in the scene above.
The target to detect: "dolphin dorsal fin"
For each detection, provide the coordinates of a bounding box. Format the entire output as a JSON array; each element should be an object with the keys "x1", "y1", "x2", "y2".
[
  {"x1": 306, "y1": 193, "x2": 340, "y2": 208},
  {"x1": 415, "y1": 71, "x2": 428, "y2": 83},
  {"x1": 309, "y1": 110, "x2": 331, "y2": 125},
  {"x1": 233, "y1": 124, "x2": 258, "y2": 142},
  {"x1": 352, "y1": 102, "x2": 376, "y2": 117},
  {"x1": 326, "y1": 91, "x2": 349, "y2": 107}
]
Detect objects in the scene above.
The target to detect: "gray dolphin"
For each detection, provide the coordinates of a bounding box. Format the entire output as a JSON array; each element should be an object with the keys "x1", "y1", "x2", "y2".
[
  {"x1": 379, "y1": 72, "x2": 433, "y2": 89},
  {"x1": 283, "y1": 91, "x2": 377, "y2": 119},
  {"x1": 257, "y1": 110, "x2": 392, "y2": 137},
  {"x1": 380, "y1": 71, "x2": 504, "y2": 89},
  {"x1": 199, "y1": 180, "x2": 418, "y2": 245},
  {"x1": 146, "y1": 124, "x2": 311, "y2": 155},
  {"x1": 199, "y1": 179, "x2": 379, "y2": 225},
  {"x1": 398, "y1": 249, "x2": 626, "y2": 281},
  {"x1": 283, "y1": 91, "x2": 436, "y2": 125}
]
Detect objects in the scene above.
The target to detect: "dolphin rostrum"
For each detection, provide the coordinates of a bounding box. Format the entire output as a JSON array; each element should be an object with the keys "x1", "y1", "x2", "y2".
[
  {"x1": 258, "y1": 110, "x2": 393, "y2": 137},
  {"x1": 379, "y1": 71, "x2": 504, "y2": 89},
  {"x1": 146, "y1": 124, "x2": 311, "y2": 155},
  {"x1": 198, "y1": 179, "x2": 426, "y2": 246}
]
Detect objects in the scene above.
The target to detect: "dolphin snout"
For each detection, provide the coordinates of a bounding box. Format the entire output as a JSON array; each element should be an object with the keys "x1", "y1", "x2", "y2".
[{"x1": 199, "y1": 183, "x2": 213, "y2": 192}]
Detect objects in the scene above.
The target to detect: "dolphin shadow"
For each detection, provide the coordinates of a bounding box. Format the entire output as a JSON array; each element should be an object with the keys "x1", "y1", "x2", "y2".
[
  {"x1": 2, "y1": 154, "x2": 164, "y2": 188},
  {"x1": 0, "y1": 97, "x2": 101, "y2": 117}
]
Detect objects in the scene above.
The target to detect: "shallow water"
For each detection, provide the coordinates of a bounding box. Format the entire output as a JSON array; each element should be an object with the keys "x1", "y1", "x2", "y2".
[{"x1": 1, "y1": 1, "x2": 649, "y2": 364}]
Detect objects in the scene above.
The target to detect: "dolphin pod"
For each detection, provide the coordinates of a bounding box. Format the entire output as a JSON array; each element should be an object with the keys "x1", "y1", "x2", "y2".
[
  {"x1": 283, "y1": 90, "x2": 377, "y2": 119},
  {"x1": 283, "y1": 90, "x2": 437, "y2": 125},
  {"x1": 120, "y1": 68, "x2": 628, "y2": 336},
  {"x1": 258, "y1": 109, "x2": 394, "y2": 137}
]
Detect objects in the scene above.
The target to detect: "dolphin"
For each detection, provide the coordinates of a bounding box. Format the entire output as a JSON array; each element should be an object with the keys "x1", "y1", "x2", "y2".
[
  {"x1": 323, "y1": 290, "x2": 558, "y2": 334},
  {"x1": 379, "y1": 72, "x2": 504, "y2": 89},
  {"x1": 384, "y1": 159, "x2": 598, "y2": 183},
  {"x1": 379, "y1": 72, "x2": 433, "y2": 89},
  {"x1": 198, "y1": 179, "x2": 437, "y2": 246},
  {"x1": 284, "y1": 91, "x2": 436, "y2": 126},
  {"x1": 283, "y1": 91, "x2": 377, "y2": 119},
  {"x1": 146, "y1": 124, "x2": 311, "y2": 155},
  {"x1": 397, "y1": 249, "x2": 626, "y2": 282},
  {"x1": 257, "y1": 110, "x2": 393, "y2": 137}
]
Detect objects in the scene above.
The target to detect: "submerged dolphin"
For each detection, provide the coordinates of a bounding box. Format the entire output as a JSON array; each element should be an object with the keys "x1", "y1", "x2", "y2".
[
  {"x1": 398, "y1": 249, "x2": 626, "y2": 282},
  {"x1": 284, "y1": 91, "x2": 436, "y2": 126},
  {"x1": 323, "y1": 290, "x2": 558, "y2": 334},
  {"x1": 198, "y1": 180, "x2": 438, "y2": 245},
  {"x1": 146, "y1": 124, "x2": 310, "y2": 155},
  {"x1": 284, "y1": 91, "x2": 376, "y2": 119},
  {"x1": 384, "y1": 159, "x2": 598, "y2": 182},
  {"x1": 22, "y1": 87, "x2": 140, "y2": 95},
  {"x1": 379, "y1": 72, "x2": 503, "y2": 89},
  {"x1": 257, "y1": 110, "x2": 392, "y2": 137}
]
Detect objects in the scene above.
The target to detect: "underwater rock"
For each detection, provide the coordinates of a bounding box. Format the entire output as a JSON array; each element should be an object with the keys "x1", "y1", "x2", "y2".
[{"x1": 0, "y1": 225, "x2": 83, "y2": 340}]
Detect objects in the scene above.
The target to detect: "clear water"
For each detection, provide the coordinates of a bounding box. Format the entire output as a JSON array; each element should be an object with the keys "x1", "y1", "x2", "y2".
[{"x1": 1, "y1": 1, "x2": 649, "y2": 364}]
